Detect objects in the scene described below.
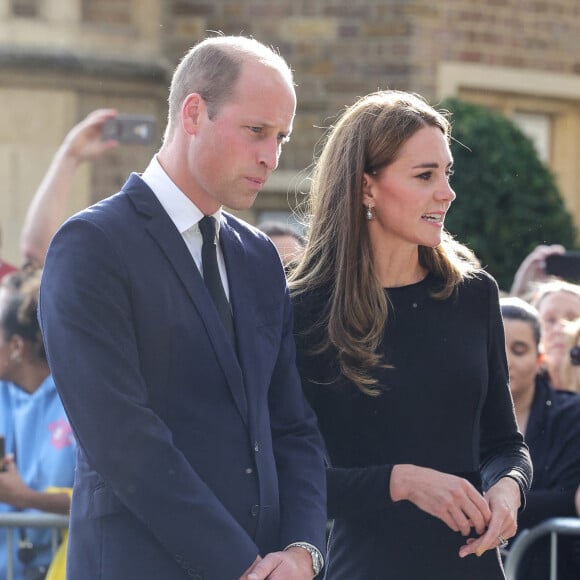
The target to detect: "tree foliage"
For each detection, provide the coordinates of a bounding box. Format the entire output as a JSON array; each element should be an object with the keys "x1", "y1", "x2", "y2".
[{"x1": 440, "y1": 98, "x2": 577, "y2": 291}]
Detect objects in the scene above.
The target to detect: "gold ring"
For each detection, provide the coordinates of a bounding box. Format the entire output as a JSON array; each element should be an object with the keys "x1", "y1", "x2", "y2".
[{"x1": 498, "y1": 534, "x2": 508, "y2": 548}]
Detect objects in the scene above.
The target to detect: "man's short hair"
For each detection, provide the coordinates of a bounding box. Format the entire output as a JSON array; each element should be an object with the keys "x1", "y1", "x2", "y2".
[{"x1": 165, "y1": 35, "x2": 293, "y2": 140}]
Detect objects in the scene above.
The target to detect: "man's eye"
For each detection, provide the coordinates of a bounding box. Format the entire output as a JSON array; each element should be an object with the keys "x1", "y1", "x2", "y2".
[{"x1": 248, "y1": 126, "x2": 263, "y2": 134}]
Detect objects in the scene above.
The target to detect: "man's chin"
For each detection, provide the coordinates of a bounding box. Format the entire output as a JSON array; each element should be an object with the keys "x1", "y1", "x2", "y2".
[{"x1": 224, "y1": 194, "x2": 259, "y2": 212}]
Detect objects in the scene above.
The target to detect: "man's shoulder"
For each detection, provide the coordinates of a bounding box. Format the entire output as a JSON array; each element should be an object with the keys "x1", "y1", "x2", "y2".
[
  {"x1": 64, "y1": 174, "x2": 151, "y2": 230},
  {"x1": 223, "y1": 211, "x2": 263, "y2": 236},
  {"x1": 222, "y1": 211, "x2": 274, "y2": 249}
]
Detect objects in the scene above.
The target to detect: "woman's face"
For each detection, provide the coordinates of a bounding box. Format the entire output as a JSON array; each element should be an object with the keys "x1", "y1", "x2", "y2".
[
  {"x1": 537, "y1": 290, "x2": 580, "y2": 372},
  {"x1": 503, "y1": 319, "x2": 540, "y2": 401},
  {"x1": 363, "y1": 125, "x2": 456, "y2": 252}
]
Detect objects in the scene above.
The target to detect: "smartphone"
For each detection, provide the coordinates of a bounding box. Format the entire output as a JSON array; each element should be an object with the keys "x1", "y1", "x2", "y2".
[
  {"x1": 545, "y1": 252, "x2": 580, "y2": 280},
  {"x1": 101, "y1": 114, "x2": 156, "y2": 145},
  {"x1": 0, "y1": 435, "x2": 5, "y2": 472}
]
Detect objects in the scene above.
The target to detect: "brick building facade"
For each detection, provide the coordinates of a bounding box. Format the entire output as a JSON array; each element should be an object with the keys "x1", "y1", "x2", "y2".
[{"x1": 1, "y1": 0, "x2": 579, "y2": 263}]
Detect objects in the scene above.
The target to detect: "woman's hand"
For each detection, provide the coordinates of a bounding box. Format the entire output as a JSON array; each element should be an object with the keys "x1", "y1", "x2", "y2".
[
  {"x1": 458, "y1": 476, "x2": 521, "y2": 558},
  {"x1": 390, "y1": 464, "x2": 491, "y2": 537}
]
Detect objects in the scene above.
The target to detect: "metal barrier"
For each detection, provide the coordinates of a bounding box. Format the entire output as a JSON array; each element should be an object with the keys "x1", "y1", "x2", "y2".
[
  {"x1": 504, "y1": 517, "x2": 580, "y2": 580},
  {"x1": 0, "y1": 512, "x2": 69, "y2": 580}
]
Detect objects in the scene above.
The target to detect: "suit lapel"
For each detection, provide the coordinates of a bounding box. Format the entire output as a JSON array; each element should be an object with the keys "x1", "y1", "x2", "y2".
[{"x1": 124, "y1": 176, "x2": 249, "y2": 424}]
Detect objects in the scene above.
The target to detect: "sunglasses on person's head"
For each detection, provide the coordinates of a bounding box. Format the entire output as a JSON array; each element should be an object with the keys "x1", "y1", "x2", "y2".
[{"x1": 570, "y1": 345, "x2": 580, "y2": 366}]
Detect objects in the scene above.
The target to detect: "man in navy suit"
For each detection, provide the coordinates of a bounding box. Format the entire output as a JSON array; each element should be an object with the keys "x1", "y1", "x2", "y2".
[{"x1": 38, "y1": 35, "x2": 326, "y2": 580}]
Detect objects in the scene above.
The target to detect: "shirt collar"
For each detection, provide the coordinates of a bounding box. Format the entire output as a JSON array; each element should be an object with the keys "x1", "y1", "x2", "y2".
[{"x1": 141, "y1": 156, "x2": 223, "y2": 235}]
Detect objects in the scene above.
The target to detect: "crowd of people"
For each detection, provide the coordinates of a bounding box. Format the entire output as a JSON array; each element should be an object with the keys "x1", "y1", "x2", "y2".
[{"x1": 0, "y1": 33, "x2": 580, "y2": 580}]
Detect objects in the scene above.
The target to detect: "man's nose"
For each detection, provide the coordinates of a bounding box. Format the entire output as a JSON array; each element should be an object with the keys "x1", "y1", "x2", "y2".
[{"x1": 258, "y1": 138, "x2": 281, "y2": 170}]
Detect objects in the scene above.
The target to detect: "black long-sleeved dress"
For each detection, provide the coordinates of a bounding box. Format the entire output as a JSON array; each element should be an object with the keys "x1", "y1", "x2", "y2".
[{"x1": 293, "y1": 271, "x2": 532, "y2": 580}]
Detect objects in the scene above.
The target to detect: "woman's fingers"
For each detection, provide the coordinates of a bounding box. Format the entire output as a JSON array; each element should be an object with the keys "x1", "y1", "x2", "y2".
[{"x1": 392, "y1": 465, "x2": 491, "y2": 535}]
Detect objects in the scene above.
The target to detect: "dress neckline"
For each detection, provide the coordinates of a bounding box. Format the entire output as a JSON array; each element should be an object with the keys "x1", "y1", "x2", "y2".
[{"x1": 384, "y1": 271, "x2": 432, "y2": 291}]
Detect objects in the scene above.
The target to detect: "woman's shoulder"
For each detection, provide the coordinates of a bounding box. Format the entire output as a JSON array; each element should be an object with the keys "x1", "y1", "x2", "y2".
[
  {"x1": 291, "y1": 285, "x2": 330, "y2": 315},
  {"x1": 456, "y1": 268, "x2": 500, "y2": 296},
  {"x1": 291, "y1": 286, "x2": 332, "y2": 347}
]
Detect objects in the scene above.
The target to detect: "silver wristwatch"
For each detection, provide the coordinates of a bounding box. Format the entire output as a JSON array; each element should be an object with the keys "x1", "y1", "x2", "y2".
[{"x1": 285, "y1": 541, "x2": 323, "y2": 576}]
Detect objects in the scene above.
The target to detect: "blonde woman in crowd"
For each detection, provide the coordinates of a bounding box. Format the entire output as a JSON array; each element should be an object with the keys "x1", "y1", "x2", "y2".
[
  {"x1": 530, "y1": 280, "x2": 580, "y2": 390},
  {"x1": 557, "y1": 318, "x2": 580, "y2": 394}
]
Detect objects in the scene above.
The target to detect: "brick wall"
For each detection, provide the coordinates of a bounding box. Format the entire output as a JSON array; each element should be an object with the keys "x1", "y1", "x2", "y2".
[
  {"x1": 1, "y1": 0, "x2": 580, "y2": 262},
  {"x1": 412, "y1": 0, "x2": 580, "y2": 95},
  {"x1": 162, "y1": 0, "x2": 580, "y2": 173}
]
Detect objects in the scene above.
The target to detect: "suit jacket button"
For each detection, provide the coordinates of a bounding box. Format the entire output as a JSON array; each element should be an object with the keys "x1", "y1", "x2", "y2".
[
  {"x1": 245, "y1": 467, "x2": 253, "y2": 474},
  {"x1": 251, "y1": 504, "x2": 260, "y2": 516},
  {"x1": 254, "y1": 441, "x2": 259, "y2": 452}
]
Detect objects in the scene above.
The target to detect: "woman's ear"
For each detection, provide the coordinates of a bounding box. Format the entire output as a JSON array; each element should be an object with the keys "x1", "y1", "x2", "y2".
[
  {"x1": 8, "y1": 334, "x2": 25, "y2": 363},
  {"x1": 362, "y1": 172, "x2": 375, "y2": 205}
]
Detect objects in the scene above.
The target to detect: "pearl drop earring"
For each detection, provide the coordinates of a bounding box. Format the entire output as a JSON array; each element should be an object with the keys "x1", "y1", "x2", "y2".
[{"x1": 366, "y1": 205, "x2": 374, "y2": 221}]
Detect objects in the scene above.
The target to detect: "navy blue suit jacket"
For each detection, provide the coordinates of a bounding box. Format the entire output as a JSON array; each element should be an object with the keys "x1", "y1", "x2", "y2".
[{"x1": 39, "y1": 174, "x2": 327, "y2": 579}]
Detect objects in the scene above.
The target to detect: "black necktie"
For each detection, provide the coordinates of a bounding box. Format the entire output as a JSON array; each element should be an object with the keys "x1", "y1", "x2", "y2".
[{"x1": 198, "y1": 216, "x2": 235, "y2": 344}]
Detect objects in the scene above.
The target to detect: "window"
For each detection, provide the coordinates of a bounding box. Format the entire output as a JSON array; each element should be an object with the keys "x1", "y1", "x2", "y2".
[
  {"x1": 512, "y1": 111, "x2": 551, "y2": 164},
  {"x1": 12, "y1": 0, "x2": 39, "y2": 17},
  {"x1": 81, "y1": 0, "x2": 131, "y2": 25}
]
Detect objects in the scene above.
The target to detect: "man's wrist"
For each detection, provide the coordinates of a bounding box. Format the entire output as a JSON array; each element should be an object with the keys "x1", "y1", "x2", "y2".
[{"x1": 284, "y1": 541, "x2": 323, "y2": 576}]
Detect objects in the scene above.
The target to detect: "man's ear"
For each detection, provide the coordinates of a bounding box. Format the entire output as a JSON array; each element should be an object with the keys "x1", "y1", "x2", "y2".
[{"x1": 181, "y1": 93, "x2": 204, "y2": 135}]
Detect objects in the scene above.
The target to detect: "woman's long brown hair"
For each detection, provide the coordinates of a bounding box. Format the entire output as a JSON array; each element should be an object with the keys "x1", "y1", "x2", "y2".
[{"x1": 290, "y1": 91, "x2": 478, "y2": 395}]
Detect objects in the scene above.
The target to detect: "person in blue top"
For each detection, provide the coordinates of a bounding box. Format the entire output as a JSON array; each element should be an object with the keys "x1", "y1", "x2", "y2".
[{"x1": 0, "y1": 267, "x2": 75, "y2": 580}]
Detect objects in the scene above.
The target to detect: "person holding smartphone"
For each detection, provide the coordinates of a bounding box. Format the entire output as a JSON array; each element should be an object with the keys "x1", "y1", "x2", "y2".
[
  {"x1": 530, "y1": 279, "x2": 580, "y2": 390},
  {"x1": 20, "y1": 108, "x2": 119, "y2": 268}
]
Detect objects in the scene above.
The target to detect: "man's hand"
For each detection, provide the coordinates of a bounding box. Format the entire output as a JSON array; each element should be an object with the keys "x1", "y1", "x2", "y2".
[{"x1": 239, "y1": 547, "x2": 313, "y2": 580}]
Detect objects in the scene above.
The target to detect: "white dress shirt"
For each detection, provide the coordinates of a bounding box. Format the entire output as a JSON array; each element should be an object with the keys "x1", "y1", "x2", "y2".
[{"x1": 140, "y1": 156, "x2": 230, "y2": 300}]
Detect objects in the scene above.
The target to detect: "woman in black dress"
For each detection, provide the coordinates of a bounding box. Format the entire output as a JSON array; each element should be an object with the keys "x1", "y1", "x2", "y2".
[{"x1": 290, "y1": 90, "x2": 532, "y2": 579}]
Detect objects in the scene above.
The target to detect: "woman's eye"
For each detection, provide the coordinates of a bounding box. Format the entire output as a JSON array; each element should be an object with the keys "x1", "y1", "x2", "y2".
[{"x1": 417, "y1": 172, "x2": 432, "y2": 181}]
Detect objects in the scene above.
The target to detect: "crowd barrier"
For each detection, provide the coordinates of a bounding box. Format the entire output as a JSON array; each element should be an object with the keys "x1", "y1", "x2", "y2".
[
  {"x1": 0, "y1": 512, "x2": 69, "y2": 580},
  {"x1": 504, "y1": 517, "x2": 580, "y2": 580},
  {"x1": 1, "y1": 514, "x2": 578, "y2": 579}
]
